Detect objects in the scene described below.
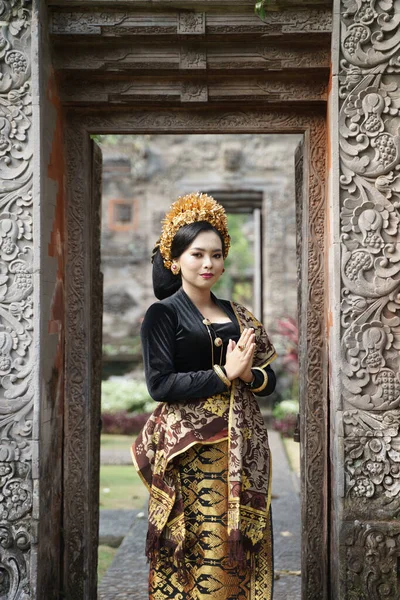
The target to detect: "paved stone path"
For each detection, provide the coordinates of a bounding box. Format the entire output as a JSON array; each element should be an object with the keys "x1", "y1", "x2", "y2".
[
  {"x1": 98, "y1": 512, "x2": 149, "y2": 600},
  {"x1": 270, "y1": 429, "x2": 301, "y2": 599},
  {"x1": 99, "y1": 429, "x2": 301, "y2": 599},
  {"x1": 99, "y1": 509, "x2": 139, "y2": 547}
]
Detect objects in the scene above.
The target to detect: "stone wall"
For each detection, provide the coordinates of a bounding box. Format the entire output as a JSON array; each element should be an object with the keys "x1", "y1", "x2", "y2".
[{"x1": 100, "y1": 133, "x2": 301, "y2": 346}]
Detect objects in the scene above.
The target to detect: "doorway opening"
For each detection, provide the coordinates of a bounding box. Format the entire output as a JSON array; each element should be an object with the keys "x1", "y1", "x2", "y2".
[
  {"x1": 62, "y1": 111, "x2": 328, "y2": 600},
  {"x1": 94, "y1": 133, "x2": 300, "y2": 598}
]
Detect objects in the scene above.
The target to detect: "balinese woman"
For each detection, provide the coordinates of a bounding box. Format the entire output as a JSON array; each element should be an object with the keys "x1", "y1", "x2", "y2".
[{"x1": 131, "y1": 193, "x2": 277, "y2": 599}]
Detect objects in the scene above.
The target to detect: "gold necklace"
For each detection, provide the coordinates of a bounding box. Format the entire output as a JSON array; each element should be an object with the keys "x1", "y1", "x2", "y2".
[{"x1": 202, "y1": 318, "x2": 223, "y2": 366}]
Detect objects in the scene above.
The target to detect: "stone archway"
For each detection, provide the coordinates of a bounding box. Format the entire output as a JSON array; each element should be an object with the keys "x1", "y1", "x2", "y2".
[{"x1": 63, "y1": 109, "x2": 328, "y2": 599}]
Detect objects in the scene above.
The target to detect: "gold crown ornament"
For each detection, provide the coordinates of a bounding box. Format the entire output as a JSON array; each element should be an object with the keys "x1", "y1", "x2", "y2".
[{"x1": 157, "y1": 192, "x2": 231, "y2": 270}]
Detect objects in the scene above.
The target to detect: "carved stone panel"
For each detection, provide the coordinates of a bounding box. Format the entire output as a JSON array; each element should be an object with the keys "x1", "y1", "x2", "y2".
[
  {"x1": 178, "y1": 12, "x2": 205, "y2": 35},
  {"x1": 49, "y1": 8, "x2": 332, "y2": 38},
  {"x1": 341, "y1": 521, "x2": 400, "y2": 599},
  {"x1": 343, "y1": 409, "x2": 400, "y2": 519},
  {"x1": 337, "y1": 0, "x2": 400, "y2": 510},
  {"x1": 0, "y1": 1, "x2": 33, "y2": 598},
  {"x1": 330, "y1": 0, "x2": 400, "y2": 594},
  {"x1": 179, "y1": 45, "x2": 207, "y2": 69},
  {"x1": 181, "y1": 81, "x2": 208, "y2": 102}
]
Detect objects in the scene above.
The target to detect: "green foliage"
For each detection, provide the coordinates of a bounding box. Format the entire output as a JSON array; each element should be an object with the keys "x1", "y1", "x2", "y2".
[
  {"x1": 102, "y1": 336, "x2": 141, "y2": 357},
  {"x1": 255, "y1": 1, "x2": 267, "y2": 19},
  {"x1": 225, "y1": 213, "x2": 253, "y2": 273},
  {"x1": 101, "y1": 378, "x2": 157, "y2": 414},
  {"x1": 272, "y1": 399, "x2": 299, "y2": 420},
  {"x1": 213, "y1": 213, "x2": 254, "y2": 304}
]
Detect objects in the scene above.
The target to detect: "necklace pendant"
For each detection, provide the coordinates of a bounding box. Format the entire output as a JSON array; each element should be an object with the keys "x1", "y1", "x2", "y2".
[{"x1": 214, "y1": 337, "x2": 223, "y2": 347}]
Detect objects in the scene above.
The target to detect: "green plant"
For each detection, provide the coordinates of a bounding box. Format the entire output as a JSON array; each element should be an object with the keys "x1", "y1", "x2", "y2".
[
  {"x1": 213, "y1": 213, "x2": 254, "y2": 303},
  {"x1": 272, "y1": 399, "x2": 299, "y2": 420},
  {"x1": 102, "y1": 336, "x2": 141, "y2": 357},
  {"x1": 255, "y1": 0, "x2": 272, "y2": 19},
  {"x1": 101, "y1": 378, "x2": 157, "y2": 414}
]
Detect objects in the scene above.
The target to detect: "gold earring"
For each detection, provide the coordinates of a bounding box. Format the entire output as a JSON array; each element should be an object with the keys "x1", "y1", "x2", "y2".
[{"x1": 171, "y1": 262, "x2": 181, "y2": 275}]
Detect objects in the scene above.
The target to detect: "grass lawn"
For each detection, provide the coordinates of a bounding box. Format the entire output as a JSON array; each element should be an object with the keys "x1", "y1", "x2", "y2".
[
  {"x1": 98, "y1": 545, "x2": 118, "y2": 582},
  {"x1": 99, "y1": 465, "x2": 149, "y2": 510},
  {"x1": 282, "y1": 437, "x2": 300, "y2": 476},
  {"x1": 101, "y1": 433, "x2": 136, "y2": 449}
]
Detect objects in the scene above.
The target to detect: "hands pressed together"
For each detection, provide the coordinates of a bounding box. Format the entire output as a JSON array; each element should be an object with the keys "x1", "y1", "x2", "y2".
[{"x1": 224, "y1": 327, "x2": 255, "y2": 384}]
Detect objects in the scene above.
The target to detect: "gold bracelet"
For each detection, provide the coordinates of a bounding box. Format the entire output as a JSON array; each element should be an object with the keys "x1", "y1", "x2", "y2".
[
  {"x1": 250, "y1": 367, "x2": 268, "y2": 393},
  {"x1": 213, "y1": 365, "x2": 231, "y2": 388}
]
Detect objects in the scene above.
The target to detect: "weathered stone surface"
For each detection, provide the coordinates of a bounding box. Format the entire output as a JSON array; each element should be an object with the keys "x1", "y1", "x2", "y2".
[
  {"x1": 0, "y1": 1, "x2": 34, "y2": 598},
  {"x1": 326, "y1": 0, "x2": 400, "y2": 596},
  {"x1": 49, "y1": 8, "x2": 332, "y2": 38},
  {"x1": 49, "y1": 4, "x2": 330, "y2": 111}
]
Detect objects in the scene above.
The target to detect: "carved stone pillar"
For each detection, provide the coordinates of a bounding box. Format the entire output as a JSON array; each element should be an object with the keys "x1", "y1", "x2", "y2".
[
  {"x1": 0, "y1": 1, "x2": 34, "y2": 598},
  {"x1": 330, "y1": 0, "x2": 400, "y2": 596}
]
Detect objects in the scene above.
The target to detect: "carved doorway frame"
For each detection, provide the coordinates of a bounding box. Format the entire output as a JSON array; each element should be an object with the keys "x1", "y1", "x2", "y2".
[{"x1": 63, "y1": 108, "x2": 328, "y2": 599}]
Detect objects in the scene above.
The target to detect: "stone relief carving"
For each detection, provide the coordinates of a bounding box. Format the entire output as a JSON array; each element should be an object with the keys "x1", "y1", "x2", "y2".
[
  {"x1": 208, "y1": 10, "x2": 332, "y2": 35},
  {"x1": 60, "y1": 78, "x2": 326, "y2": 106},
  {"x1": 339, "y1": 0, "x2": 400, "y2": 512},
  {"x1": 338, "y1": 16, "x2": 400, "y2": 600},
  {"x1": 51, "y1": 12, "x2": 176, "y2": 35},
  {"x1": 343, "y1": 410, "x2": 400, "y2": 516},
  {"x1": 342, "y1": 521, "x2": 400, "y2": 599},
  {"x1": 50, "y1": 9, "x2": 332, "y2": 37},
  {"x1": 180, "y1": 81, "x2": 208, "y2": 102},
  {"x1": 255, "y1": 45, "x2": 330, "y2": 69},
  {"x1": 0, "y1": 1, "x2": 33, "y2": 597},
  {"x1": 177, "y1": 12, "x2": 205, "y2": 34},
  {"x1": 180, "y1": 46, "x2": 207, "y2": 69}
]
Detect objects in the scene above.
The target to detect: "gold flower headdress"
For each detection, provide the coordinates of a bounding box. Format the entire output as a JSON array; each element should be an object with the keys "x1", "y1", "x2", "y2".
[{"x1": 156, "y1": 192, "x2": 230, "y2": 270}]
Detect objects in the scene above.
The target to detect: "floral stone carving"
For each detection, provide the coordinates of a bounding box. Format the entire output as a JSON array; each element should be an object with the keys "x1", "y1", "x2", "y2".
[
  {"x1": 0, "y1": 1, "x2": 33, "y2": 599},
  {"x1": 339, "y1": 0, "x2": 400, "y2": 419},
  {"x1": 343, "y1": 410, "x2": 400, "y2": 516},
  {"x1": 342, "y1": 521, "x2": 400, "y2": 599}
]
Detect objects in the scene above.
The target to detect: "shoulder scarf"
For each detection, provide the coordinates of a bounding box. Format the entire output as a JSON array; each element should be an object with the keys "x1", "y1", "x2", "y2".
[{"x1": 131, "y1": 302, "x2": 277, "y2": 580}]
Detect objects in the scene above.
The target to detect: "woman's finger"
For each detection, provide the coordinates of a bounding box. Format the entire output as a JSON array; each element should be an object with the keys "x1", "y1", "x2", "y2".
[
  {"x1": 243, "y1": 342, "x2": 256, "y2": 360},
  {"x1": 238, "y1": 327, "x2": 253, "y2": 342},
  {"x1": 236, "y1": 330, "x2": 255, "y2": 354}
]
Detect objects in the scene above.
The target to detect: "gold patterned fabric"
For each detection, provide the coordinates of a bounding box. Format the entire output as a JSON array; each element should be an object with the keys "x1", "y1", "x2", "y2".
[
  {"x1": 149, "y1": 440, "x2": 273, "y2": 600},
  {"x1": 132, "y1": 302, "x2": 276, "y2": 574}
]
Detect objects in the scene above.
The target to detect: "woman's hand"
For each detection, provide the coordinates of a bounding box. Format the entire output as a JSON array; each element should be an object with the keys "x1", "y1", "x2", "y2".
[{"x1": 224, "y1": 328, "x2": 256, "y2": 382}]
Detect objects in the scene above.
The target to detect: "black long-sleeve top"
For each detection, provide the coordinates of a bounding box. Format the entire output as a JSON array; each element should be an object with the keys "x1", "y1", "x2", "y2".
[{"x1": 141, "y1": 287, "x2": 276, "y2": 402}]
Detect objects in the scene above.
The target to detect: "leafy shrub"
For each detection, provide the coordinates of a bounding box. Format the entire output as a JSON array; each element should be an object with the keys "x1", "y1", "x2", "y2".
[
  {"x1": 101, "y1": 411, "x2": 151, "y2": 435},
  {"x1": 272, "y1": 399, "x2": 299, "y2": 438},
  {"x1": 101, "y1": 378, "x2": 157, "y2": 414},
  {"x1": 272, "y1": 399, "x2": 299, "y2": 420}
]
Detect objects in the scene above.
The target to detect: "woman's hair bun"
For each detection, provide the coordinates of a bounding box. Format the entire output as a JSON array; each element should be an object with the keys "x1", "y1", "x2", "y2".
[{"x1": 152, "y1": 246, "x2": 182, "y2": 300}]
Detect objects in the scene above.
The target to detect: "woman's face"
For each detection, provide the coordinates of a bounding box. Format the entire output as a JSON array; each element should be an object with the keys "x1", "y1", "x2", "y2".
[{"x1": 176, "y1": 230, "x2": 224, "y2": 292}]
